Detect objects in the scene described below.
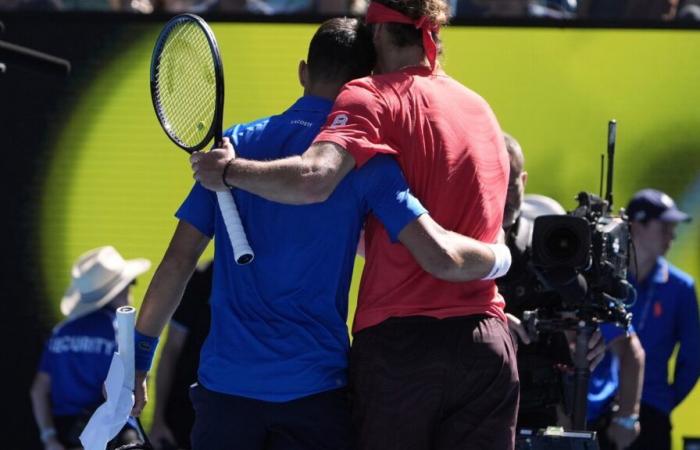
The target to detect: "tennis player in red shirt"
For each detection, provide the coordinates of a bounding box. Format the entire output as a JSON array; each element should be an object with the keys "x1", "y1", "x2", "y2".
[{"x1": 192, "y1": 0, "x2": 517, "y2": 447}]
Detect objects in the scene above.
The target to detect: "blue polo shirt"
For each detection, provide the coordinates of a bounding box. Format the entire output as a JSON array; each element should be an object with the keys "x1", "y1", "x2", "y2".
[
  {"x1": 176, "y1": 95, "x2": 426, "y2": 402},
  {"x1": 629, "y1": 257, "x2": 700, "y2": 415},
  {"x1": 38, "y1": 308, "x2": 117, "y2": 416}
]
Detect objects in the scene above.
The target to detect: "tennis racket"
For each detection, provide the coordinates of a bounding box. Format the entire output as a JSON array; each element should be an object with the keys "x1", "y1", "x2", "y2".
[{"x1": 150, "y1": 14, "x2": 254, "y2": 265}]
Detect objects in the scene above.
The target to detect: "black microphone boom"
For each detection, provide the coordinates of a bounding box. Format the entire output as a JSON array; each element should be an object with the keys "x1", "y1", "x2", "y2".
[
  {"x1": 605, "y1": 119, "x2": 617, "y2": 209},
  {"x1": 0, "y1": 39, "x2": 71, "y2": 76}
]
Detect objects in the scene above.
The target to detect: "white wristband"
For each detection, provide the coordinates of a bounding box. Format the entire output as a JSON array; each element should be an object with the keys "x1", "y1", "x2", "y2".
[{"x1": 482, "y1": 243, "x2": 512, "y2": 280}]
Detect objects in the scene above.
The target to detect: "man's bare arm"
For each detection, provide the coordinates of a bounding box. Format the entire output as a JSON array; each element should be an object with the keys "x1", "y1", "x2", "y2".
[
  {"x1": 191, "y1": 139, "x2": 355, "y2": 205},
  {"x1": 136, "y1": 221, "x2": 210, "y2": 337},
  {"x1": 398, "y1": 215, "x2": 505, "y2": 282},
  {"x1": 132, "y1": 220, "x2": 209, "y2": 416},
  {"x1": 193, "y1": 141, "x2": 509, "y2": 282}
]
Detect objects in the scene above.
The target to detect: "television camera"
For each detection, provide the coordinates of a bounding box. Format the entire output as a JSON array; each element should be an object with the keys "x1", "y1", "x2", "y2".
[{"x1": 519, "y1": 120, "x2": 636, "y2": 431}]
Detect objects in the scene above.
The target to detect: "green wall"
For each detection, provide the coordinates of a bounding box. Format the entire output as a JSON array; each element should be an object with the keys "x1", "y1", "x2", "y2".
[{"x1": 40, "y1": 23, "x2": 700, "y2": 448}]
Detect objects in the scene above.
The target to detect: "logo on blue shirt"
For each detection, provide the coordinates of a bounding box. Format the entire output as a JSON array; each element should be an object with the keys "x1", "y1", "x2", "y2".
[{"x1": 48, "y1": 335, "x2": 115, "y2": 355}]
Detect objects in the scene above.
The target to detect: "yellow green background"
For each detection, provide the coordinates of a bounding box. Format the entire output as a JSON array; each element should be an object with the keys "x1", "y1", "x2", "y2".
[{"x1": 39, "y1": 23, "x2": 700, "y2": 448}]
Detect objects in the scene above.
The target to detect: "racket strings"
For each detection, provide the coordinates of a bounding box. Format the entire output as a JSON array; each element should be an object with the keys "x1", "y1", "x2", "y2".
[
  {"x1": 157, "y1": 24, "x2": 215, "y2": 144},
  {"x1": 157, "y1": 25, "x2": 215, "y2": 142},
  {"x1": 154, "y1": 21, "x2": 217, "y2": 148}
]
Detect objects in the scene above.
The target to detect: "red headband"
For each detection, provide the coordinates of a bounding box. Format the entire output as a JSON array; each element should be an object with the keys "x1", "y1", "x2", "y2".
[{"x1": 365, "y1": 1, "x2": 439, "y2": 71}]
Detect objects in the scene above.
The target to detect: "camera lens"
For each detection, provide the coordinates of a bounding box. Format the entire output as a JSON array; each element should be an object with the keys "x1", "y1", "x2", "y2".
[
  {"x1": 532, "y1": 215, "x2": 590, "y2": 269},
  {"x1": 545, "y1": 227, "x2": 580, "y2": 263}
]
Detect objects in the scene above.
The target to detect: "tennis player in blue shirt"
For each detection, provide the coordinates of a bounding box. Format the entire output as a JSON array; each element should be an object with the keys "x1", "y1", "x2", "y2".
[
  {"x1": 133, "y1": 18, "x2": 510, "y2": 450},
  {"x1": 623, "y1": 189, "x2": 700, "y2": 450}
]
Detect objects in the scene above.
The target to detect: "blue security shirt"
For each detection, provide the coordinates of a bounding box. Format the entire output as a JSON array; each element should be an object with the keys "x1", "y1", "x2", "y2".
[
  {"x1": 629, "y1": 257, "x2": 700, "y2": 415},
  {"x1": 38, "y1": 309, "x2": 117, "y2": 416},
  {"x1": 587, "y1": 322, "x2": 629, "y2": 422},
  {"x1": 176, "y1": 95, "x2": 426, "y2": 402}
]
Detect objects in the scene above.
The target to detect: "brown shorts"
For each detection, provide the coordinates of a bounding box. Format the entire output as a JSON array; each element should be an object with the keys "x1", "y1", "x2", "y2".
[{"x1": 349, "y1": 315, "x2": 519, "y2": 450}]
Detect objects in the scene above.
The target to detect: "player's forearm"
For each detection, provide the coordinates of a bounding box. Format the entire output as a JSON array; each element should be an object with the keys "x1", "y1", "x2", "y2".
[
  {"x1": 225, "y1": 155, "x2": 335, "y2": 205},
  {"x1": 398, "y1": 215, "x2": 505, "y2": 282},
  {"x1": 137, "y1": 256, "x2": 197, "y2": 338},
  {"x1": 137, "y1": 226, "x2": 207, "y2": 339},
  {"x1": 429, "y1": 236, "x2": 497, "y2": 283},
  {"x1": 439, "y1": 231, "x2": 498, "y2": 281},
  {"x1": 224, "y1": 141, "x2": 354, "y2": 205}
]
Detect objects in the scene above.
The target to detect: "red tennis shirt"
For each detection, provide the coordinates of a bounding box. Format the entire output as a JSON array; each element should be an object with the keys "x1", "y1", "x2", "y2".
[{"x1": 314, "y1": 66, "x2": 509, "y2": 333}]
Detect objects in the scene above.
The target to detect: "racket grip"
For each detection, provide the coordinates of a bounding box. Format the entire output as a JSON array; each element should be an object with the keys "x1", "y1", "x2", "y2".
[{"x1": 216, "y1": 191, "x2": 254, "y2": 265}]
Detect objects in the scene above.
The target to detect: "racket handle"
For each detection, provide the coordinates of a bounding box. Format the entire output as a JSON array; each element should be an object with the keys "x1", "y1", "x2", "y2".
[{"x1": 216, "y1": 191, "x2": 254, "y2": 265}]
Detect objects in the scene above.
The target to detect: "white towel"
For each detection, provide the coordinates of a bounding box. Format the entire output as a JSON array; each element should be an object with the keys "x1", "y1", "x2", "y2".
[
  {"x1": 79, "y1": 306, "x2": 136, "y2": 450},
  {"x1": 79, "y1": 353, "x2": 135, "y2": 450}
]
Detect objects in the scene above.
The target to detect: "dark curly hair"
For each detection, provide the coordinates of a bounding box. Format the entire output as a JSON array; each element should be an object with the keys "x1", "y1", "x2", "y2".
[{"x1": 372, "y1": 0, "x2": 450, "y2": 50}]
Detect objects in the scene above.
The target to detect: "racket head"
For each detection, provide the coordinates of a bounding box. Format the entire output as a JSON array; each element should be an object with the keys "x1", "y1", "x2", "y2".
[{"x1": 150, "y1": 14, "x2": 225, "y2": 153}]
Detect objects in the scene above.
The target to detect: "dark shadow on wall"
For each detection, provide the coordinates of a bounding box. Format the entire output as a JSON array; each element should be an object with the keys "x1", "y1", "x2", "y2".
[{"x1": 0, "y1": 15, "x2": 142, "y2": 449}]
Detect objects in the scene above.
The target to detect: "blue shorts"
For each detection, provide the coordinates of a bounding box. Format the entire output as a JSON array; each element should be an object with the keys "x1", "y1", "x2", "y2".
[{"x1": 189, "y1": 383, "x2": 353, "y2": 450}]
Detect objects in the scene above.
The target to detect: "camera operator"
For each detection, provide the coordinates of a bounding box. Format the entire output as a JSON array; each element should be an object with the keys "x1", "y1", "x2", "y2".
[
  {"x1": 498, "y1": 133, "x2": 644, "y2": 442},
  {"x1": 499, "y1": 133, "x2": 601, "y2": 428},
  {"x1": 622, "y1": 189, "x2": 700, "y2": 450}
]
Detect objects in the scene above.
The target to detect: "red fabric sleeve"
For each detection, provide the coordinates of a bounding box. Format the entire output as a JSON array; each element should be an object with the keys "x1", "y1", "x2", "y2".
[{"x1": 313, "y1": 80, "x2": 398, "y2": 168}]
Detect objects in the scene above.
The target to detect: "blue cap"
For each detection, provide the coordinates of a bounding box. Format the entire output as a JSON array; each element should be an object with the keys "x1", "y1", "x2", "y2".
[{"x1": 627, "y1": 189, "x2": 691, "y2": 223}]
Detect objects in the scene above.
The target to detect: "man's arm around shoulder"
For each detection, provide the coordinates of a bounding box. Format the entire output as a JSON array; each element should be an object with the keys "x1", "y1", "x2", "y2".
[
  {"x1": 194, "y1": 140, "x2": 509, "y2": 282},
  {"x1": 398, "y1": 215, "x2": 509, "y2": 282},
  {"x1": 192, "y1": 139, "x2": 355, "y2": 205}
]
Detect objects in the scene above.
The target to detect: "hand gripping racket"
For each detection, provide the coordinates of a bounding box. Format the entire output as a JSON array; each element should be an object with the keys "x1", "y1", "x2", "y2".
[{"x1": 150, "y1": 14, "x2": 254, "y2": 265}]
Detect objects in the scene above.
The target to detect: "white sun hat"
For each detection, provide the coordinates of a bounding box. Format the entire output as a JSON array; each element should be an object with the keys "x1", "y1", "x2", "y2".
[{"x1": 60, "y1": 246, "x2": 151, "y2": 320}]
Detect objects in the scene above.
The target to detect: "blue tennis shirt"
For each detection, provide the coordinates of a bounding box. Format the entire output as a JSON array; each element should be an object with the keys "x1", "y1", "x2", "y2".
[
  {"x1": 39, "y1": 308, "x2": 117, "y2": 416},
  {"x1": 176, "y1": 95, "x2": 426, "y2": 402}
]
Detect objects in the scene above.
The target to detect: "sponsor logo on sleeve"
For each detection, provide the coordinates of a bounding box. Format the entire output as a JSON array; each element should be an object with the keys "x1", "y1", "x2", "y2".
[{"x1": 330, "y1": 114, "x2": 348, "y2": 128}]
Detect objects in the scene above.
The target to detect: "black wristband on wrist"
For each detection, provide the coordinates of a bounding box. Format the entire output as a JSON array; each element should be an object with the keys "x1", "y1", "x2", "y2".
[{"x1": 222, "y1": 158, "x2": 235, "y2": 189}]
